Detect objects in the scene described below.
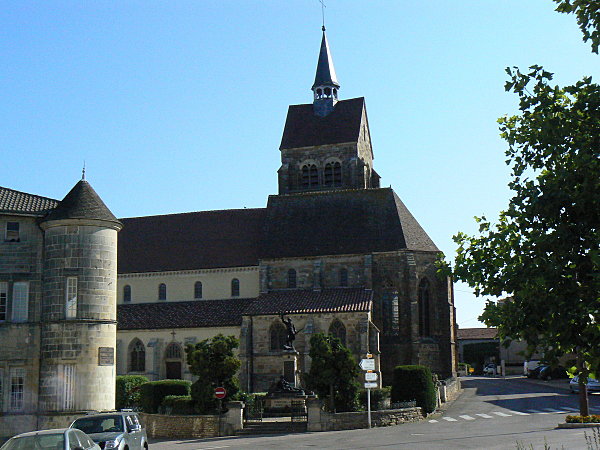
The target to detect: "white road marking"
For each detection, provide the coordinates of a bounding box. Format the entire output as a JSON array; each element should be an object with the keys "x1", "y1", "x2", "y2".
[
  {"x1": 475, "y1": 414, "x2": 493, "y2": 419},
  {"x1": 510, "y1": 411, "x2": 530, "y2": 415},
  {"x1": 564, "y1": 407, "x2": 579, "y2": 411},
  {"x1": 459, "y1": 415, "x2": 475, "y2": 420},
  {"x1": 543, "y1": 408, "x2": 564, "y2": 413},
  {"x1": 527, "y1": 409, "x2": 544, "y2": 414},
  {"x1": 429, "y1": 419, "x2": 438, "y2": 423},
  {"x1": 195, "y1": 447, "x2": 230, "y2": 450},
  {"x1": 443, "y1": 417, "x2": 458, "y2": 422},
  {"x1": 492, "y1": 411, "x2": 511, "y2": 417}
]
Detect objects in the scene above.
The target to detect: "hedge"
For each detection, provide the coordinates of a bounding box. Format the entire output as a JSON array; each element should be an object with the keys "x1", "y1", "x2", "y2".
[
  {"x1": 162, "y1": 395, "x2": 195, "y2": 415},
  {"x1": 391, "y1": 365, "x2": 437, "y2": 414},
  {"x1": 359, "y1": 386, "x2": 391, "y2": 411},
  {"x1": 115, "y1": 375, "x2": 148, "y2": 410},
  {"x1": 139, "y1": 379, "x2": 192, "y2": 413}
]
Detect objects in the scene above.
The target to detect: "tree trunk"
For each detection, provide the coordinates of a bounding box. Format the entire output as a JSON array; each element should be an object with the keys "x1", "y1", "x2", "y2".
[{"x1": 577, "y1": 352, "x2": 590, "y2": 416}]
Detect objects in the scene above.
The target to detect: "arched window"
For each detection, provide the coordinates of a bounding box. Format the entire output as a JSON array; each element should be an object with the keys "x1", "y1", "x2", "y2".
[
  {"x1": 324, "y1": 162, "x2": 342, "y2": 187},
  {"x1": 329, "y1": 319, "x2": 347, "y2": 346},
  {"x1": 231, "y1": 278, "x2": 240, "y2": 297},
  {"x1": 165, "y1": 342, "x2": 182, "y2": 359},
  {"x1": 129, "y1": 339, "x2": 145, "y2": 372},
  {"x1": 123, "y1": 285, "x2": 131, "y2": 303},
  {"x1": 288, "y1": 269, "x2": 297, "y2": 289},
  {"x1": 158, "y1": 283, "x2": 167, "y2": 301},
  {"x1": 418, "y1": 278, "x2": 431, "y2": 337},
  {"x1": 301, "y1": 164, "x2": 319, "y2": 189},
  {"x1": 270, "y1": 322, "x2": 288, "y2": 351},
  {"x1": 340, "y1": 268, "x2": 348, "y2": 287},
  {"x1": 194, "y1": 281, "x2": 203, "y2": 299}
]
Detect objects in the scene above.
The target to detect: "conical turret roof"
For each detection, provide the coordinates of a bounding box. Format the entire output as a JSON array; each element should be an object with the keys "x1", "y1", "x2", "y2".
[
  {"x1": 43, "y1": 179, "x2": 121, "y2": 225},
  {"x1": 312, "y1": 29, "x2": 339, "y2": 90}
]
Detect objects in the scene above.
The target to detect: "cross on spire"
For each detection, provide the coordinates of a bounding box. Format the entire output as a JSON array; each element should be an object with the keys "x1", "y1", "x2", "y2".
[{"x1": 318, "y1": 0, "x2": 326, "y2": 30}]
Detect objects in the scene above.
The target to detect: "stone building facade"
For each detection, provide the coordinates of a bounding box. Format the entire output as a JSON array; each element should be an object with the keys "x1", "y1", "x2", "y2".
[{"x1": 0, "y1": 180, "x2": 121, "y2": 438}]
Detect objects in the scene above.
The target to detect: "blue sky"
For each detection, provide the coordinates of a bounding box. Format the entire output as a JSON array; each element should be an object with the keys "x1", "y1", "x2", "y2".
[{"x1": 1, "y1": 1, "x2": 596, "y2": 328}]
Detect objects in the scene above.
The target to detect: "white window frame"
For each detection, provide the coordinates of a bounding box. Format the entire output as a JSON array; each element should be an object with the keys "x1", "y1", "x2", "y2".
[
  {"x1": 9, "y1": 367, "x2": 24, "y2": 411},
  {"x1": 0, "y1": 282, "x2": 7, "y2": 322},
  {"x1": 60, "y1": 365, "x2": 76, "y2": 410},
  {"x1": 11, "y1": 282, "x2": 29, "y2": 323},
  {"x1": 65, "y1": 277, "x2": 78, "y2": 319},
  {"x1": 5, "y1": 222, "x2": 20, "y2": 242}
]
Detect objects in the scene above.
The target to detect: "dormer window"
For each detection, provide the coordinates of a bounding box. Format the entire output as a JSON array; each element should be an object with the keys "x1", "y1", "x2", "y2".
[{"x1": 5, "y1": 222, "x2": 19, "y2": 242}]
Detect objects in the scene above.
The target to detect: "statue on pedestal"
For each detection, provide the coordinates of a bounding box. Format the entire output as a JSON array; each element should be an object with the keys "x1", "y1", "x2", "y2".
[{"x1": 280, "y1": 313, "x2": 302, "y2": 351}]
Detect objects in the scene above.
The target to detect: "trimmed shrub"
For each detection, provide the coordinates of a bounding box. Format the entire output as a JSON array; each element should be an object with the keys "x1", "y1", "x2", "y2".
[
  {"x1": 162, "y1": 395, "x2": 195, "y2": 415},
  {"x1": 391, "y1": 365, "x2": 437, "y2": 414},
  {"x1": 115, "y1": 375, "x2": 148, "y2": 410},
  {"x1": 358, "y1": 386, "x2": 391, "y2": 411},
  {"x1": 139, "y1": 379, "x2": 191, "y2": 413},
  {"x1": 566, "y1": 415, "x2": 600, "y2": 423}
]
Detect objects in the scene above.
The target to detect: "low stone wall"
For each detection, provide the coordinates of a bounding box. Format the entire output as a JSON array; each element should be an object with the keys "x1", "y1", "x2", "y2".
[
  {"x1": 1, "y1": 412, "x2": 95, "y2": 440},
  {"x1": 308, "y1": 403, "x2": 423, "y2": 432},
  {"x1": 440, "y1": 377, "x2": 461, "y2": 403},
  {"x1": 140, "y1": 413, "x2": 219, "y2": 439}
]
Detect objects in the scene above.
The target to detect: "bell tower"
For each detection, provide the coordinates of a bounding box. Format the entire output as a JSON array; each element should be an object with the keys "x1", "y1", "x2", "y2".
[{"x1": 312, "y1": 26, "x2": 340, "y2": 117}]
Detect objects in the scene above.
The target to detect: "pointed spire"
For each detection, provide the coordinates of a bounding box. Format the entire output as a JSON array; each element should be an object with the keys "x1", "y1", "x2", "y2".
[{"x1": 312, "y1": 27, "x2": 340, "y2": 117}]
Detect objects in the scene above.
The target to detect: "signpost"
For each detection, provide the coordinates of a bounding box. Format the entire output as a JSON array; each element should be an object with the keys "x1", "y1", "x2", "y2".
[
  {"x1": 215, "y1": 387, "x2": 227, "y2": 436},
  {"x1": 359, "y1": 356, "x2": 376, "y2": 428}
]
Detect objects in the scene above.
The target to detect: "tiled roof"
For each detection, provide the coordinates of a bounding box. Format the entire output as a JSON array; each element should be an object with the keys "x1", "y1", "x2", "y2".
[
  {"x1": 261, "y1": 188, "x2": 438, "y2": 259},
  {"x1": 44, "y1": 180, "x2": 120, "y2": 225},
  {"x1": 243, "y1": 288, "x2": 373, "y2": 316},
  {"x1": 117, "y1": 298, "x2": 256, "y2": 330},
  {"x1": 118, "y1": 208, "x2": 266, "y2": 273},
  {"x1": 280, "y1": 97, "x2": 365, "y2": 149},
  {"x1": 0, "y1": 186, "x2": 58, "y2": 215},
  {"x1": 457, "y1": 327, "x2": 498, "y2": 340}
]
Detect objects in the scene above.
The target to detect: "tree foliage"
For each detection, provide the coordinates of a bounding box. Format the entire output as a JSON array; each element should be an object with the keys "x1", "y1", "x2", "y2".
[
  {"x1": 553, "y1": 0, "x2": 600, "y2": 53},
  {"x1": 450, "y1": 66, "x2": 600, "y2": 410},
  {"x1": 303, "y1": 333, "x2": 360, "y2": 412},
  {"x1": 185, "y1": 334, "x2": 241, "y2": 413}
]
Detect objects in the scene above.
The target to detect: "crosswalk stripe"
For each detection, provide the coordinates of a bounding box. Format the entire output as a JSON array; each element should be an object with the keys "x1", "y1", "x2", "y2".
[
  {"x1": 475, "y1": 414, "x2": 493, "y2": 419},
  {"x1": 492, "y1": 412, "x2": 511, "y2": 417},
  {"x1": 510, "y1": 411, "x2": 530, "y2": 415},
  {"x1": 443, "y1": 417, "x2": 457, "y2": 422},
  {"x1": 527, "y1": 409, "x2": 544, "y2": 414},
  {"x1": 564, "y1": 407, "x2": 579, "y2": 411},
  {"x1": 459, "y1": 415, "x2": 475, "y2": 420},
  {"x1": 543, "y1": 408, "x2": 564, "y2": 413},
  {"x1": 429, "y1": 419, "x2": 438, "y2": 423}
]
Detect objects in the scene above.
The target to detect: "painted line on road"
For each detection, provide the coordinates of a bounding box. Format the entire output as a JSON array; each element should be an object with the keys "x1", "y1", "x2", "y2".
[
  {"x1": 564, "y1": 407, "x2": 578, "y2": 412},
  {"x1": 195, "y1": 447, "x2": 230, "y2": 450},
  {"x1": 459, "y1": 415, "x2": 475, "y2": 420},
  {"x1": 429, "y1": 419, "x2": 439, "y2": 423},
  {"x1": 543, "y1": 408, "x2": 566, "y2": 414},
  {"x1": 492, "y1": 411, "x2": 511, "y2": 417},
  {"x1": 475, "y1": 414, "x2": 493, "y2": 419},
  {"x1": 510, "y1": 411, "x2": 530, "y2": 415},
  {"x1": 527, "y1": 409, "x2": 545, "y2": 414},
  {"x1": 443, "y1": 417, "x2": 458, "y2": 422}
]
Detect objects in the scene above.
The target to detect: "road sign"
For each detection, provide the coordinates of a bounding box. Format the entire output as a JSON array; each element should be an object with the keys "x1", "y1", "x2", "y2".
[
  {"x1": 214, "y1": 387, "x2": 227, "y2": 399},
  {"x1": 359, "y1": 358, "x2": 375, "y2": 371},
  {"x1": 364, "y1": 382, "x2": 377, "y2": 389},
  {"x1": 365, "y1": 372, "x2": 378, "y2": 382}
]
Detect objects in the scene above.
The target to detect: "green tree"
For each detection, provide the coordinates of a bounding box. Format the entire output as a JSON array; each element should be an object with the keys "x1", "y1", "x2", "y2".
[
  {"x1": 185, "y1": 334, "x2": 241, "y2": 413},
  {"x1": 553, "y1": 0, "x2": 600, "y2": 53},
  {"x1": 303, "y1": 333, "x2": 360, "y2": 412},
  {"x1": 449, "y1": 66, "x2": 600, "y2": 416}
]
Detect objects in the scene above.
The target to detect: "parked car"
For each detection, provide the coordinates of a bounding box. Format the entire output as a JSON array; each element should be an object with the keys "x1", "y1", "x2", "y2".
[
  {"x1": 569, "y1": 376, "x2": 600, "y2": 393},
  {"x1": 527, "y1": 364, "x2": 547, "y2": 379},
  {"x1": 0, "y1": 428, "x2": 99, "y2": 450},
  {"x1": 539, "y1": 365, "x2": 569, "y2": 381},
  {"x1": 524, "y1": 360, "x2": 541, "y2": 376},
  {"x1": 71, "y1": 411, "x2": 148, "y2": 450},
  {"x1": 483, "y1": 363, "x2": 497, "y2": 375}
]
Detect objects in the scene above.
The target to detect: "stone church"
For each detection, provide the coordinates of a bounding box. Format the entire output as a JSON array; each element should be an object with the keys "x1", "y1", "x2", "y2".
[{"x1": 0, "y1": 29, "x2": 456, "y2": 437}]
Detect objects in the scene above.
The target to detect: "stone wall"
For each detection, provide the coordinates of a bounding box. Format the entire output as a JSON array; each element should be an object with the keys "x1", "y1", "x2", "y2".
[
  {"x1": 310, "y1": 406, "x2": 423, "y2": 432},
  {"x1": 140, "y1": 413, "x2": 219, "y2": 439}
]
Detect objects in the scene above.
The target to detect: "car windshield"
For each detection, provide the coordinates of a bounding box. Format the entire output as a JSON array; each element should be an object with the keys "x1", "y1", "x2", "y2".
[
  {"x1": 72, "y1": 415, "x2": 124, "y2": 434},
  {"x1": 1, "y1": 433, "x2": 65, "y2": 450}
]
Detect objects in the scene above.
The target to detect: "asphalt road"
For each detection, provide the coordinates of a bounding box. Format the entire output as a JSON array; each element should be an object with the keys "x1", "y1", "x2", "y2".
[{"x1": 150, "y1": 376, "x2": 600, "y2": 450}]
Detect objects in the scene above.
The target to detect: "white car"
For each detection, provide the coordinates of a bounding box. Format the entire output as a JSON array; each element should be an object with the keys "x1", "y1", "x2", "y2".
[
  {"x1": 0, "y1": 428, "x2": 100, "y2": 450},
  {"x1": 570, "y1": 375, "x2": 600, "y2": 393},
  {"x1": 483, "y1": 363, "x2": 497, "y2": 375}
]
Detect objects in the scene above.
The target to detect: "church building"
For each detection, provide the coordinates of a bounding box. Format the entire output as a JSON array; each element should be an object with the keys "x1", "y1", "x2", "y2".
[{"x1": 0, "y1": 28, "x2": 457, "y2": 437}]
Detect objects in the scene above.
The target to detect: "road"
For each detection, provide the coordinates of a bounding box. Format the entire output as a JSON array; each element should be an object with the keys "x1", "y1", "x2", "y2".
[{"x1": 150, "y1": 376, "x2": 600, "y2": 449}]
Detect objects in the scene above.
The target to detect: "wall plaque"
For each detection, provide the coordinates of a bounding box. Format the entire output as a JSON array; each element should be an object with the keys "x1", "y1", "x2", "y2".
[{"x1": 98, "y1": 347, "x2": 114, "y2": 366}]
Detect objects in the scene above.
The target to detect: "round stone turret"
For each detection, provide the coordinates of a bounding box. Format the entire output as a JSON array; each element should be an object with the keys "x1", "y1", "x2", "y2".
[{"x1": 38, "y1": 179, "x2": 121, "y2": 413}]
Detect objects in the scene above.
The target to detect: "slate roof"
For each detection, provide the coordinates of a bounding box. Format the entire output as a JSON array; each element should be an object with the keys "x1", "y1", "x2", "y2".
[
  {"x1": 118, "y1": 208, "x2": 266, "y2": 273},
  {"x1": 312, "y1": 30, "x2": 339, "y2": 89},
  {"x1": 457, "y1": 328, "x2": 498, "y2": 340},
  {"x1": 243, "y1": 288, "x2": 373, "y2": 316},
  {"x1": 117, "y1": 298, "x2": 256, "y2": 330},
  {"x1": 280, "y1": 97, "x2": 365, "y2": 150},
  {"x1": 0, "y1": 186, "x2": 59, "y2": 216},
  {"x1": 43, "y1": 180, "x2": 120, "y2": 225},
  {"x1": 261, "y1": 188, "x2": 438, "y2": 259}
]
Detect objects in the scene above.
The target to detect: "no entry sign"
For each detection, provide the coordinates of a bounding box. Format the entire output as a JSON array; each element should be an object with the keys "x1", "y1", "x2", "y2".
[{"x1": 214, "y1": 387, "x2": 227, "y2": 399}]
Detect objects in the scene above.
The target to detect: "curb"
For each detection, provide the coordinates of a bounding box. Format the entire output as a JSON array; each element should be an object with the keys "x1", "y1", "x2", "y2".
[{"x1": 557, "y1": 423, "x2": 600, "y2": 429}]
